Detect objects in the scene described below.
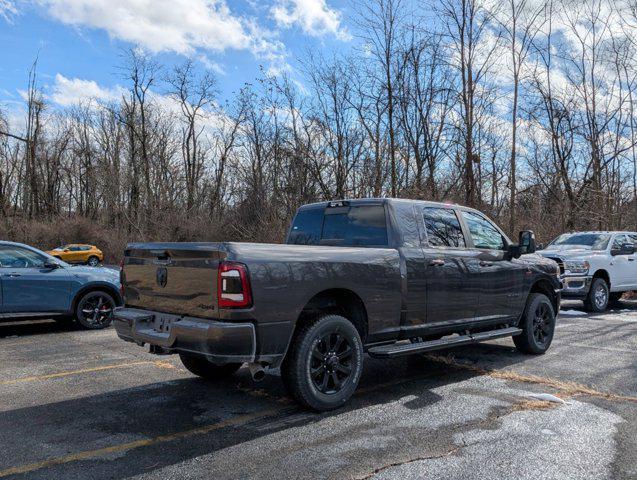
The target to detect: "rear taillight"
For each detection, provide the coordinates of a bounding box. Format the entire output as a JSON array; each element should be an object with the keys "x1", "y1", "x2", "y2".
[{"x1": 218, "y1": 262, "x2": 252, "y2": 308}]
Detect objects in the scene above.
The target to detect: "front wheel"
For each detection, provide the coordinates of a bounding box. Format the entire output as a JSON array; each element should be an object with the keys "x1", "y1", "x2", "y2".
[
  {"x1": 281, "y1": 314, "x2": 364, "y2": 411},
  {"x1": 87, "y1": 256, "x2": 100, "y2": 267},
  {"x1": 179, "y1": 354, "x2": 242, "y2": 380},
  {"x1": 584, "y1": 278, "x2": 609, "y2": 312},
  {"x1": 75, "y1": 290, "x2": 115, "y2": 329},
  {"x1": 514, "y1": 293, "x2": 556, "y2": 354}
]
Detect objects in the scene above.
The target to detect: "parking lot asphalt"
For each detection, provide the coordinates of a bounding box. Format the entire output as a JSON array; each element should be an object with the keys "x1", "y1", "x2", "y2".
[{"x1": 0, "y1": 301, "x2": 635, "y2": 480}]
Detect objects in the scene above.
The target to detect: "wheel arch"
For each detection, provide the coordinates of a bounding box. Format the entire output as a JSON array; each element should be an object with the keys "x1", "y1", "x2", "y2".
[
  {"x1": 279, "y1": 288, "x2": 368, "y2": 366},
  {"x1": 529, "y1": 278, "x2": 559, "y2": 314},
  {"x1": 591, "y1": 269, "x2": 610, "y2": 288},
  {"x1": 71, "y1": 282, "x2": 123, "y2": 314}
]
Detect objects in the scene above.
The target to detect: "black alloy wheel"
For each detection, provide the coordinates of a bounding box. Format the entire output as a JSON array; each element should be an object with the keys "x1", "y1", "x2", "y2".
[
  {"x1": 76, "y1": 291, "x2": 115, "y2": 329},
  {"x1": 532, "y1": 301, "x2": 554, "y2": 348},
  {"x1": 310, "y1": 332, "x2": 353, "y2": 394},
  {"x1": 513, "y1": 292, "x2": 556, "y2": 354},
  {"x1": 281, "y1": 314, "x2": 364, "y2": 411}
]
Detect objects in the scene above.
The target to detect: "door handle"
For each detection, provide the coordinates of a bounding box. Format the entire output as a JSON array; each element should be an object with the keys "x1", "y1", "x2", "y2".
[
  {"x1": 629, "y1": 258, "x2": 634, "y2": 262},
  {"x1": 4, "y1": 273, "x2": 21, "y2": 277},
  {"x1": 429, "y1": 259, "x2": 445, "y2": 266},
  {"x1": 479, "y1": 261, "x2": 493, "y2": 267}
]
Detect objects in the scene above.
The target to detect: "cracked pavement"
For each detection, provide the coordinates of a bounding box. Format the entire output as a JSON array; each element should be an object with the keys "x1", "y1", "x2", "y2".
[{"x1": 0, "y1": 300, "x2": 635, "y2": 479}]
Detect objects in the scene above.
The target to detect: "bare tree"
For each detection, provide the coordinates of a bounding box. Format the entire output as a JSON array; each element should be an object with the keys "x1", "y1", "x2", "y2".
[
  {"x1": 439, "y1": 0, "x2": 501, "y2": 207},
  {"x1": 499, "y1": 0, "x2": 546, "y2": 233},
  {"x1": 167, "y1": 60, "x2": 217, "y2": 210}
]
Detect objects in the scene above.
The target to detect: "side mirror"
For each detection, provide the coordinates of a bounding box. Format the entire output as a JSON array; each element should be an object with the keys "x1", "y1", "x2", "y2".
[
  {"x1": 44, "y1": 261, "x2": 60, "y2": 269},
  {"x1": 519, "y1": 230, "x2": 536, "y2": 255},
  {"x1": 537, "y1": 243, "x2": 545, "y2": 250},
  {"x1": 612, "y1": 243, "x2": 635, "y2": 256}
]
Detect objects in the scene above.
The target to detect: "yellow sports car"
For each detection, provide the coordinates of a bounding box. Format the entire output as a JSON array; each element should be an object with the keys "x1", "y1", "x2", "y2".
[{"x1": 47, "y1": 244, "x2": 104, "y2": 267}]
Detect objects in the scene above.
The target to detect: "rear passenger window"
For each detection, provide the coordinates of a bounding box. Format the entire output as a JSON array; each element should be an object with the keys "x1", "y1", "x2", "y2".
[
  {"x1": 321, "y1": 205, "x2": 388, "y2": 246},
  {"x1": 422, "y1": 208, "x2": 466, "y2": 248},
  {"x1": 288, "y1": 208, "x2": 324, "y2": 245},
  {"x1": 461, "y1": 211, "x2": 505, "y2": 250}
]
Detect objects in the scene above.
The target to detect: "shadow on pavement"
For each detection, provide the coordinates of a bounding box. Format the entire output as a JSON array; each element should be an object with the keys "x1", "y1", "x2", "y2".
[
  {"x1": 0, "y1": 319, "x2": 80, "y2": 339},
  {"x1": 0, "y1": 341, "x2": 539, "y2": 480}
]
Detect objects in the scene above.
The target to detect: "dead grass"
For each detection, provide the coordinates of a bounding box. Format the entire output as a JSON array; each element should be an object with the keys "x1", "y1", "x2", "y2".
[
  {"x1": 425, "y1": 354, "x2": 637, "y2": 404},
  {"x1": 511, "y1": 399, "x2": 557, "y2": 412}
]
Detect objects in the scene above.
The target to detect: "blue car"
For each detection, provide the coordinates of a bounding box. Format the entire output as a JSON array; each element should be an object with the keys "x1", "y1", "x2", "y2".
[{"x1": 0, "y1": 241, "x2": 123, "y2": 329}]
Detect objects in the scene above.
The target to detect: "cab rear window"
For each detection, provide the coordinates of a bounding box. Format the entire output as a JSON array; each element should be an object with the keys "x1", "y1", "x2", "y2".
[{"x1": 288, "y1": 205, "x2": 388, "y2": 247}]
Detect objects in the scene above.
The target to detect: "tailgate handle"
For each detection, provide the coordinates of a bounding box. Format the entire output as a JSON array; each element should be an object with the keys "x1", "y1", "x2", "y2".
[{"x1": 151, "y1": 250, "x2": 172, "y2": 264}]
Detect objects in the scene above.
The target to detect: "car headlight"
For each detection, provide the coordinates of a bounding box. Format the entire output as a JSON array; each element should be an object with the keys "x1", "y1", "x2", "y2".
[{"x1": 564, "y1": 260, "x2": 589, "y2": 274}]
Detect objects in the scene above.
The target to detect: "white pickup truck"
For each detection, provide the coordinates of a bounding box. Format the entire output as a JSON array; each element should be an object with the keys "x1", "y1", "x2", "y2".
[{"x1": 540, "y1": 231, "x2": 637, "y2": 311}]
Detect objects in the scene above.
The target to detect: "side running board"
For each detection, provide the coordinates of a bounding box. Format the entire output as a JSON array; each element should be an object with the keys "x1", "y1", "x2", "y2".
[{"x1": 367, "y1": 327, "x2": 522, "y2": 359}]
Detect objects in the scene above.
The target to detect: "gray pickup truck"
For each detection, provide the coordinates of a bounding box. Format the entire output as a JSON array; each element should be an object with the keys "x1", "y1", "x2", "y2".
[{"x1": 114, "y1": 198, "x2": 561, "y2": 410}]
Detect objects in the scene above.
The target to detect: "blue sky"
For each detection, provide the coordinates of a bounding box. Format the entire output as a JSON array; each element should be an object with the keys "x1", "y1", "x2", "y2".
[{"x1": 0, "y1": 0, "x2": 356, "y2": 123}]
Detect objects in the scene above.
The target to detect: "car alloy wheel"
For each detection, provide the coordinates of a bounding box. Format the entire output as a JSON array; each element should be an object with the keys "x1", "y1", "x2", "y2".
[
  {"x1": 79, "y1": 293, "x2": 114, "y2": 327},
  {"x1": 87, "y1": 256, "x2": 100, "y2": 267}
]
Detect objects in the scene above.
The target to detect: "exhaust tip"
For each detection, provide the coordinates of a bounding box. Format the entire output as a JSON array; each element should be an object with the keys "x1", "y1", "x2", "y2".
[{"x1": 248, "y1": 363, "x2": 266, "y2": 382}]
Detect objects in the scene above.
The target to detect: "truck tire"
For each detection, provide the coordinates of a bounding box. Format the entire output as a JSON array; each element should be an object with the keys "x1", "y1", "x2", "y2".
[
  {"x1": 281, "y1": 314, "x2": 364, "y2": 411},
  {"x1": 513, "y1": 293, "x2": 556, "y2": 354},
  {"x1": 584, "y1": 277, "x2": 609, "y2": 312},
  {"x1": 179, "y1": 354, "x2": 242, "y2": 380}
]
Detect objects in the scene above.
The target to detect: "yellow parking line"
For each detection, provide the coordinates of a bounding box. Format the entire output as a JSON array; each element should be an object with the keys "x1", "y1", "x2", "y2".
[
  {"x1": 0, "y1": 361, "x2": 176, "y2": 386},
  {"x1": 5, "y1": 354, "x2": 635, "y2": 477},
  {"x1": 0, "y1": 408, "x2": 282, "y2": 478}
]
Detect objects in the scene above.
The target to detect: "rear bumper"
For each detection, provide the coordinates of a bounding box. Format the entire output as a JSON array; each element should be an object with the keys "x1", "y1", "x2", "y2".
[
  {"x1": 113, "y1": 307, "x2": 256, "y2": 363},
  {"x1": 560, "y1": 275, "x2": 592, "y2": 299}
]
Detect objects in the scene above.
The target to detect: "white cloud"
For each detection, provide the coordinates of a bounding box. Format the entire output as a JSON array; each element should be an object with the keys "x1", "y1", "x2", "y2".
[
  {"x1": 39, "y1": 0, "x2": 249, "y2": 54},
  {"x1": 0, "y1": 100, "x2": 27, "y2": 135},
  {"x1": 48, "y1": 73, "x2": 231, "y2": 133},
  {"x1": 50, "y1": 73, "x2": 125, "y2": 106},
  {"x1": 271, "y1": 0, "x2": 351, "y2": 40},
  {"x1": 0, "y1": 0, "x2": 18, "y2": 22},
  {"x1": 37, "y1": 0, "x2": 288, "y2": 71}
]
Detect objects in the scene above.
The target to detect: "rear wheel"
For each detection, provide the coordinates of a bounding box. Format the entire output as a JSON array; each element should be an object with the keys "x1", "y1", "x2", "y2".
[
  {"x1": 179, "y1": 354, "x2": 242, "y2": 380},
  {"x1": 75, "y1": 291, "x2": 115, "y2": 329},
  {"x1": 514, "y1": 293, "x2": 556, "y2": 354},
  {"x1": 584, "y1": 278, "x2": 609, "y2": 312},
  {"x1": 281, "y1": 314, "x2": 364, "y2": 411},
  {"x1": 87, "y1": 256, "x2": 100, "y2": 267}
]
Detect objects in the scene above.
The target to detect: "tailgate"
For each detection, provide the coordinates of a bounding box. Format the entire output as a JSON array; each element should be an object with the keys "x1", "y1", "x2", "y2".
[{"x1": 123, "y1": 243, "x2": 225, "y2": 318}]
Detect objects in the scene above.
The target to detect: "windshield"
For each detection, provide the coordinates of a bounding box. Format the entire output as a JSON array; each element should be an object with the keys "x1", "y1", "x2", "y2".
[{"x1": 551, "y1": 233, "x2": 611, "y2": 251}]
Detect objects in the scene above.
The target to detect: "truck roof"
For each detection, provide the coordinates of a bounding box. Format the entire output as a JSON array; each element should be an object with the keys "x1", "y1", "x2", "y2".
[
  {"x1": 298, "y1": 197, "x2": 483, "y2": 213},
  {"x1": 561, "y1": 231, "x2": 637, "y2": 235}
]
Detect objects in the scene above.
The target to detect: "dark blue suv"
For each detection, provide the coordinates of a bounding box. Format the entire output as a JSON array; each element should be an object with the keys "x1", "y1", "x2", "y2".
[{"x1": 0, "y1": 241, "x2": 123, "y2": 329}]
